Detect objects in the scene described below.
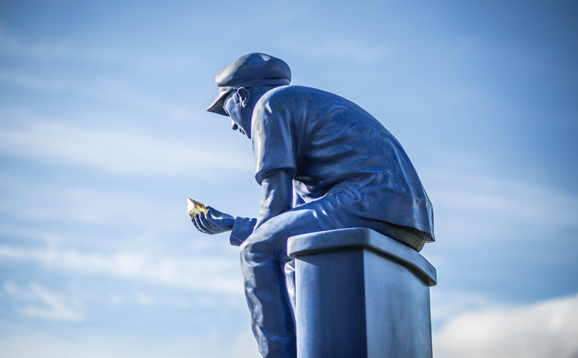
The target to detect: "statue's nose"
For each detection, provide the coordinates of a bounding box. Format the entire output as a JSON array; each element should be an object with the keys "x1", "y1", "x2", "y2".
[{"x1": 231, "y1": 120, "x2": 239, "y2": 131}]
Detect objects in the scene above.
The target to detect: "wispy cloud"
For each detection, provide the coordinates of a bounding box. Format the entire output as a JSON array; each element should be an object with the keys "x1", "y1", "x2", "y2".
[
  {"x1": 305, "y1": 39, "x2": 391, "y2": 63},
  {"x1": 430, "y1": 289, "x2": 502, "y2": 327},
  {"x1": 434, "y1": 292, "x2": 578, "y2": 358},
  {"x1": 0, "y1": 72, "x2": 67, "y2": 92},
  {"x1": 0, "y1": 328, "x2": 258, "y2": 358},
  {"x1": 0, "y1": 245, "x2": 242, "y2": 294},
  {"x1": 0, "y1": 180, "x2": 152, "y2": 227},
  {"x1": 0, "y1": 29, "x2": 192, "y2": 73},
  {"x1": 4, "y1": 282, "x2": 83, "y2": 322},
  {"x1": 0, "y1": 30, "x2": 201, "y2": 123},
  {"x1": 424, "y1": 166, "x2": 578, "y2": 242},
  {"x1": 0, "y1": 120, "x2": 250, "y2": 178},
  {"x1": 288, "y1": 38, "x2": 392, "y2": 65}
]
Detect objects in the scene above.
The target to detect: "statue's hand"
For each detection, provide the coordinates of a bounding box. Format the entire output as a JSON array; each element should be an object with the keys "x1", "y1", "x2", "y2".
[{"x1": 192, "y1": 206, "x2": 235, "y2": 235}]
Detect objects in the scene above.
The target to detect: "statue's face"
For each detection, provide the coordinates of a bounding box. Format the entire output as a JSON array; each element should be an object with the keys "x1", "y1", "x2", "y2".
[{"x1": 223, "y1": 90, "x2": 253, "y2": 139}]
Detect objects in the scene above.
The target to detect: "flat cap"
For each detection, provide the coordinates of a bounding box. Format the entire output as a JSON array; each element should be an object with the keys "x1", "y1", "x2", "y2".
[{"x1": 207, "y1": 53, "x2": 291, "y2": 116}]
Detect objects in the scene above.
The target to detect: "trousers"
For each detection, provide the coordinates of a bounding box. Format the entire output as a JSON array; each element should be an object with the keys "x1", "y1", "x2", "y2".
[{"x1": 239, "y1": 193, "x2": 423, "y2": 358}]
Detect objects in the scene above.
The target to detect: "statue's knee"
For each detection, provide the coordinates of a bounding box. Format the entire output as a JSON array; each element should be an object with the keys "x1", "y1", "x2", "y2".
[
  {"x1": 240, "y1": 231, "x2": 282, "y2": 262},
  {"x1": 240, "y1": 235, "x2": 266, "y2": 261},
  {"x1": 239, "y1": 239, "x2": 253, "y2": 259}
]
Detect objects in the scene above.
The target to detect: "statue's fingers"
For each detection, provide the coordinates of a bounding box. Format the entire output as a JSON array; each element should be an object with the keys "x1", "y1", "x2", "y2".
[
  {"x1": 193, "y1": 215, "x2": 208, "y2": 233},
  {"x1": 199, "y1": 212, "x2": 219, "y2": 234},
  {"x1": 192, "y1": 219, "x2": 202, "y2": 232},
  {"x1": 192, "y1": 216, "x2": 202, "y2": 232},
  {"x1": 206, "y1": 206, "x2": 219, "y2": 219}
]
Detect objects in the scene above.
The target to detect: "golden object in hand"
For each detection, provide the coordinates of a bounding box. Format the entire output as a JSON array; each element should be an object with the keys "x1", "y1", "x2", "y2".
[{"x1": 188, "y1": 198, "x2": 208, "y2": 218}]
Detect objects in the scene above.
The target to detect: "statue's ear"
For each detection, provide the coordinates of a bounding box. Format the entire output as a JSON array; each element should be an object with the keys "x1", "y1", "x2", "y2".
[{"x1": 237, "y1": 87, "x2": 250, "y2": 108}]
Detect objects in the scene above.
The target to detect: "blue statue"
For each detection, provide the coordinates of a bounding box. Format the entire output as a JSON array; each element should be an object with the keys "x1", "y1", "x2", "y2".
[{"x1": 192, "y1": 53, "x2": 435, "y2": 358}]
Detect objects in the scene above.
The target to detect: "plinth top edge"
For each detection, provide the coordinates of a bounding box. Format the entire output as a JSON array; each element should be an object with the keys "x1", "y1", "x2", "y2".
[{"x1": 287, "y1": 227, "x2": 437, "y2": 286}]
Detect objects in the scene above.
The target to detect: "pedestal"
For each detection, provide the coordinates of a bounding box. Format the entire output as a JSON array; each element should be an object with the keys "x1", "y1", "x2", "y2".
[{"x1": 288, "y1": 227, "x2": 437, "y2": 358}]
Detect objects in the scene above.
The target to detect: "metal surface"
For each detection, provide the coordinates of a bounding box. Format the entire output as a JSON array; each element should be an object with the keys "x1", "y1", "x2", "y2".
[
  {"x1": 194, "y1": 53, "x2": 437, "y2": 357},
  {"x1": 187, "y1": 198, "x2": 208, "y2": 218},
  {"x1": 288, "y1": 227, "x2": 436, "y2": 286},
  {"x1": 289, "y1": 228, "x2": 435, "y2": 358}
]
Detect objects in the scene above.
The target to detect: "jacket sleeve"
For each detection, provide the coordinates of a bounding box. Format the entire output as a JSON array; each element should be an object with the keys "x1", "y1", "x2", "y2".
[{"x1": 229, "y1": 216, "x2": 257, "y2": 246}]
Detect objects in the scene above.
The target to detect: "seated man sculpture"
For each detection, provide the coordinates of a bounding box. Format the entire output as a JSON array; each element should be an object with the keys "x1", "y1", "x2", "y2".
[{"x1": 192, "y1": 53, "x2": 435, "y2": 358}]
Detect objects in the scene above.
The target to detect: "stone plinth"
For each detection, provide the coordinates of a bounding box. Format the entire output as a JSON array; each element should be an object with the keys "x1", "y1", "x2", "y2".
[{"x1": 288, "y1": 228, "x2": 437, "y2": 358}]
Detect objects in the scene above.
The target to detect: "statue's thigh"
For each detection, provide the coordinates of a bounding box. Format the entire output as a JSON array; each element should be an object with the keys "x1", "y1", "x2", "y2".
[{"x1": 245, "y1": 196, "x2": 352, "y2": 259}]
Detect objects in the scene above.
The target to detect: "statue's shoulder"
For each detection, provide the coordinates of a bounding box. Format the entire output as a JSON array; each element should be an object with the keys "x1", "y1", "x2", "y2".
[{"x1": 259, "y1": 85, "x2": 320, "y2": 104}]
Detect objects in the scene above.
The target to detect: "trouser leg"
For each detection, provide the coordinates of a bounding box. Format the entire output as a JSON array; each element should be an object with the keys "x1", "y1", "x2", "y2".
[
  {"x1": 239, "y1": 201, "x2": 338, "y2": 358},
  {"x1": 239, "y1": 194, "x2": 425, "y2": 357},
  {"x1": 240, "y1": 231, "x2": 296, "y2": 358},
  {"x1": 284, "y1": 260, "x2": 296, "y2": 318}
]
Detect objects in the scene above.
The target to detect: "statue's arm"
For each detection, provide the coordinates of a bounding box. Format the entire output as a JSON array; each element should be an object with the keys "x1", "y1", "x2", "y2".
[
  {"x1": 255, "y1": 170, "x2": 294, "y2": 229},
  {"x1": 229, "y1": 171, "x2": 293, "y2": 246},
  {"x1": 193, "y1": 170, "x2": 293, "y2": 246},
  {"x1": 192, "y1": 206, "x2": 235, "y2": 234},
  {"x1": 193, "y1": 207, "x2": 256, "y2": 246}
]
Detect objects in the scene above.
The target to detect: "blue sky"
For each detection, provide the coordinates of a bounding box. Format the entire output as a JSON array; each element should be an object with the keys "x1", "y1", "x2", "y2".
[{"x1": 1, "y1": 0, "x2": 577, "y2": 357}]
